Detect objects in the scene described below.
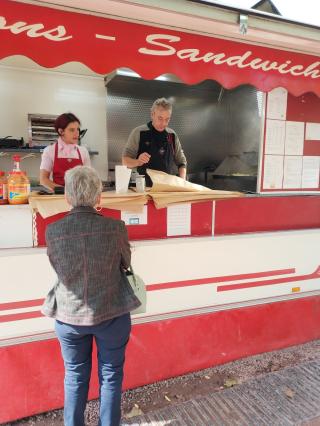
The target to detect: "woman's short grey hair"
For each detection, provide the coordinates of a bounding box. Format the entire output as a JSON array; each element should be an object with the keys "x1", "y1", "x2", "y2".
[
  {"x1": 65, "y1": 166, "x2": 102, "y2": 207},
  {"x1": 151, "y1": 98, "x2": 172, "y2": 113}
]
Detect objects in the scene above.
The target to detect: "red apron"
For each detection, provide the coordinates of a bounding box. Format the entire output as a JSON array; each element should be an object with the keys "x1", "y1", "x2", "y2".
[{"x1": 52, "y1": 142, "x2": 83, "y2": 186}]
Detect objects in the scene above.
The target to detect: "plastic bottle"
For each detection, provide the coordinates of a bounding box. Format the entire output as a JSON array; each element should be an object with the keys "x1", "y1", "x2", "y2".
[
  {"x1": 0, "y1": 171, "x2": 8, "y2": 204},
  {"x1": 7, "y1": 155, "x2": 30, "y2": 205}
]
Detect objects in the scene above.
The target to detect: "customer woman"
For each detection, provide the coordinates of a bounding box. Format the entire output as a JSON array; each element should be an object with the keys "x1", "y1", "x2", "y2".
[
  {"x1": 42, "y1": 165, "x2": 140, "y2": 426},
  {"x1": 40, "y1": 112, "x2": 91, "y2": 190}
]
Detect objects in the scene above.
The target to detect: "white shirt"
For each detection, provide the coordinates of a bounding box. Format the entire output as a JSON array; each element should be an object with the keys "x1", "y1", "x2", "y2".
[{"x1": 40, "y1": 137, "x2": 91, "y2": 172}]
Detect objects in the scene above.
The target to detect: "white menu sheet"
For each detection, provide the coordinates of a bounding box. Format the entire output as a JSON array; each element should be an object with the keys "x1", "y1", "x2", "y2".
[
  {"x1": 267, "y1": 88, "x2": 288, "y2": 120},
  {"x1": 302, "y1": 156, "x2": 320, "y2": 188},
  {"x1": 283, "y1": 156, "x2": 303, "y2": 189},
  {"x1": 121, "y1": 205, "x2": 148, "y2": 225},
  {"x1": 265, "y1": 119, "x2": 285, "y2": 155},
  {"x1": 306, "y1": 123, "x2": 320, "y2": 140},
  {"x1": 167, "y1": 203, "x2": 191, "y2": 236},
  {"x1": 285, "y1": 121, "x2": 305, "y2": 155},
  {"x1": 263, "y1": 155, "x2": 283, "y2": 189}
]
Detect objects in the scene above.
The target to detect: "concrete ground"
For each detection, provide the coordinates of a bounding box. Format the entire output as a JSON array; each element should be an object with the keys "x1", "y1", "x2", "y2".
[{"x1": 122, "y1": 358, "x2": 320, "y2": 425}]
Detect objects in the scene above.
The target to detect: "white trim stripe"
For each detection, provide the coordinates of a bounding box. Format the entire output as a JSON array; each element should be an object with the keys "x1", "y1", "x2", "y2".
[{"x1": 95, "y1": 34, "x2": 116, "y2": 41}]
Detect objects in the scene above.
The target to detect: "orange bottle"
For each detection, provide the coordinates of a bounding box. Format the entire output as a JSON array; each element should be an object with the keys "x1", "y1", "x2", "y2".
[
  {"x1": 7, "y1": 156, "x2": 30, "y2": 205},
  {"x1": 0, "y1": 171, "x2": 8, "y2": 204}
]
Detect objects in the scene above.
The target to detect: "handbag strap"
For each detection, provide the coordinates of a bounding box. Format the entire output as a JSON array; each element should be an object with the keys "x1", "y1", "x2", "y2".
[{"x1": 128, "y1": 264, "x2": 137, "y2": 285}]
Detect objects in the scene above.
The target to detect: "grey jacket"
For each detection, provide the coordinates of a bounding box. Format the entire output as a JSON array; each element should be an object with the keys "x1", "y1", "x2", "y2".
[{"x1": 42, "y1": 206, "x2": 140, "y2": 325}]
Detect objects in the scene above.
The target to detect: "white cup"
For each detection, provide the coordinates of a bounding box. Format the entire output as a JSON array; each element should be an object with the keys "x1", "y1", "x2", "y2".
[{"x1": 115, "y1": 165, "x2": 131, "y2": 194}]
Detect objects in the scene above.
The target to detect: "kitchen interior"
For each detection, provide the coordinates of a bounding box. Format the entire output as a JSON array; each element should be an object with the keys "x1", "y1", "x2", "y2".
[{"x1": 0, "y1": 56, "x2": 264, "y2": 193}]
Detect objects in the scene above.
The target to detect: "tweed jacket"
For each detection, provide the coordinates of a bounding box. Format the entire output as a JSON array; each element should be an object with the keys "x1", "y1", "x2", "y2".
[{"x1": 42, "y1": 206, "x2": 140, "y2": 325}]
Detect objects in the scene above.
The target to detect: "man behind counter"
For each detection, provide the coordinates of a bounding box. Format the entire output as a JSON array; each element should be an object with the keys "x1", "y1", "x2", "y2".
[{"x1": 122, "y1": 98, "x2": 187, "y2": 186}]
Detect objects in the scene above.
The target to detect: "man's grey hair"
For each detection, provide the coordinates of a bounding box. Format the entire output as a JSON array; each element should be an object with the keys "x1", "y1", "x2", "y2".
[
  {"x1": 151, "y1": 97, "x2": 172, "y2": 113},
  {"x1": 65, "y1": 166, "x2": 102, "y2": 207}
]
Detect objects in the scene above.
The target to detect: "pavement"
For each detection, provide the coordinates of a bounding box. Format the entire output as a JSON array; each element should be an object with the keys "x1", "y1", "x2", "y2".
[{"x1": 122, "y1": 359, "x2": 320, "y2": 426}]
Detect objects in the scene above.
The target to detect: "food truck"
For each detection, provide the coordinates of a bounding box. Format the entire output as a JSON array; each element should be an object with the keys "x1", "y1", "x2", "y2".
[{"x1": 0, "y1": 0, "x2": 320, "y2": 422}]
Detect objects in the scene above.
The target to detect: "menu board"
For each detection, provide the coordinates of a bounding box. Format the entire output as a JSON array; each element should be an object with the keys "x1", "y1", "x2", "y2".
[
  {"x1": 167, "y1": 203, "x2": 191, "y2": 236},
  {"x1": 263, "y1": 155, "x2": 283, "y2": 189},
  {"x1": 302, "y1": 157, "x2": 320, "y2": 188},
  {"x1": 306, "y1": 123, "x2": 320, "y2": 140},
  {"x1": 283, "y1": 156, "x2": 303, "y2": 189},
  {"x1": 260, "y1": 89, "x2": 320, "y2": 193},
  {"x1": 284, "y1": 121, "x2": 304, "y2": 155},
  {"x1": 266, "y1": 87, "x2": 287, "y2": 120},
  {"x1": 265, "y1": 120, "x2": 285, "y2": 155}
]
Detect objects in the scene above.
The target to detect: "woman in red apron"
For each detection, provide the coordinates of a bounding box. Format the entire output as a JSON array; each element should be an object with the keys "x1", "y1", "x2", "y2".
[{"x1": 40, "y1": 113, "x2": 91, "y2": 190}]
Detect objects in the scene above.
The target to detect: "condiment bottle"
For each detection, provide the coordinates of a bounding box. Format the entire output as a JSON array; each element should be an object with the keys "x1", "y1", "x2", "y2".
[
  {"x1": 7, "y1": 155, "x2": 30, "y2": 205},
  {"x1": 0, "y1": 171, "x2": 8, "y2": 204}
]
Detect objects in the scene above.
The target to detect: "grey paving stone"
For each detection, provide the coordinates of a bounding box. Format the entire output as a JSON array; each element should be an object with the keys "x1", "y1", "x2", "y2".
[{"x1": 122, "y1": 359, "x2": 320, "y2": 426}]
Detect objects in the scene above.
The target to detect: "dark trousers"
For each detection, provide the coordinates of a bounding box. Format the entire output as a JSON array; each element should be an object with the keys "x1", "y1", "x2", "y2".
[{"x1": 55, "y1": 313, "x2": 131, "y2": 426}]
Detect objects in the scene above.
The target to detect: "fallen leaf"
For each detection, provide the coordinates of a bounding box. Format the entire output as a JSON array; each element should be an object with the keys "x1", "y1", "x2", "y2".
[
  {"x1": 164, "y1": 395, "x2": 171, "y2": 402},
  {"x1": 284, "y1": 387, "x2": 295, "y2": 398},
  {"x1": 224, "y1": 378, "x2": 238, "y2": 388},
  {"x1": 124, "y1": 405, "x2": 143, "y2": 419}
]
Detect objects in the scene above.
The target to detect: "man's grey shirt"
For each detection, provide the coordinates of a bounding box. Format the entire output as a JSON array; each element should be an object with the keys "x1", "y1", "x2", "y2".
[{"x1": 123, "y1": 124, "x2": 187, "y2": 168}]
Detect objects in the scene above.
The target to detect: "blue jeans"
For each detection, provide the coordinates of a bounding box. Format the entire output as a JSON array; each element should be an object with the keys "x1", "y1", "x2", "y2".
[{"x1": 55, "y1": 313, "x2": 131, "y2": 426}]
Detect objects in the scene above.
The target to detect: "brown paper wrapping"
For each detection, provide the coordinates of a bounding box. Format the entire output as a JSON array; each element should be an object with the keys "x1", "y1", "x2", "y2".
[
  {"x1": 28, "y1": 194, "x2": 70, "y2": 218},
  {"x1": 146, "y1": 169, "x2": 244, "y2": 208},
  {"x1": 29, "y1": 191, "x2": 148, "y2": 218},
  {"x1": 147, "y1": 169, "x2": 210, "y2": 192},
  {"x1": 149, "y1": 191, "x2": 243, "y2": 209},
  {"x1": 28, "y1": 170, "x2": 243, "y2": 218}
]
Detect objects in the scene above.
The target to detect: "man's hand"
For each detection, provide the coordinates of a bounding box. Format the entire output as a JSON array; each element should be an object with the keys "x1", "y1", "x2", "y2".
[
  {"x1": 137, "y1": 152, "x2": 151, "y2": 166},
  {"x1": 122, "y1": 153, "x2": 151, "y2": 168},
  {"x1": 179, "y1": 166, "x2": 187, "y2": 180}
]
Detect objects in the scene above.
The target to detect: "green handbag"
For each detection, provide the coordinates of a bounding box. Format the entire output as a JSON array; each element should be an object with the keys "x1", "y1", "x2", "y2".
[{"x1": 126, "y1": 266, "x2": 147, "y2": 314}]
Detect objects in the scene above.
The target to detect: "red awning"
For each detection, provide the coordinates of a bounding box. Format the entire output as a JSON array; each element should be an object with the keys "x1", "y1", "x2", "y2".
[{"x1": 1, "y1": 0, "x2": 320, "y2": 96}]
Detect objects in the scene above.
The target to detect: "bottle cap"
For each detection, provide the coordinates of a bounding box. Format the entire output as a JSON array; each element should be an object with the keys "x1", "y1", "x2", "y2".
[{"x1": 13, "y1": 155, "x2": 21, "y2": 162}]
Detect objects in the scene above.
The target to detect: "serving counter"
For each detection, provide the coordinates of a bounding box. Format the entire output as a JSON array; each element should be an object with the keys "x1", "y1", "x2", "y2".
[
  {"x1": 30, "y1": 193, "x2": 320, "y2": 244},
  {"x1": 3, "y1": 190, "x2": 319, "y2": 247}
]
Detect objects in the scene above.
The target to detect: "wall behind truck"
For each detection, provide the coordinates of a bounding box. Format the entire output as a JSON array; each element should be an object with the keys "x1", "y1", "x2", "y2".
[{"x1": 0, "y1": 65, "x2": 108, "y2": 181}]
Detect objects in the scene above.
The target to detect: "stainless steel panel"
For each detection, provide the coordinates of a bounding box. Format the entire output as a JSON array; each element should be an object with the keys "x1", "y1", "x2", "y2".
[{"x1": 106, "y1": 75, "x2": 262, "y2": 189}]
